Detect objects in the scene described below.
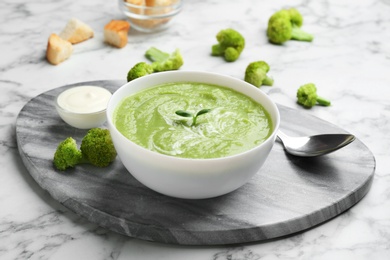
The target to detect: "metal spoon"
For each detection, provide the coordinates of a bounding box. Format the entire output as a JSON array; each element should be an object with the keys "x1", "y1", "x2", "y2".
[{"x1": 277, "y1": 130, "x2": 356, "y2": 157}]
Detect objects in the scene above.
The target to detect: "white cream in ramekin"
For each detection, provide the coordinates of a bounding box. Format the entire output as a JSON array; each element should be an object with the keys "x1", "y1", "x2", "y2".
[{"x1": 56, "y1": 86, "x2": 112, "y2": 129}]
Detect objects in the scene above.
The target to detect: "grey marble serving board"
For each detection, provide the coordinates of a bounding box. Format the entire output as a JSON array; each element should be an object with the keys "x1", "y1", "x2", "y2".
[{"x1": 16, "y1": 80, "x2": 375, "y2": 245}]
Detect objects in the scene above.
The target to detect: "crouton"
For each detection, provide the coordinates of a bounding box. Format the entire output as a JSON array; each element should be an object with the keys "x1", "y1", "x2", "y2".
[
  {"x1": 125, "y1": 0, "x2": 146, "y2": 14},
  {"x1": 46, "y1": 34, "x2": 73, "y2": 65},
  {"x1": 104, "y1": 20, "x2": 130, "y2": 48},
  {"x1": 124, "y1": 0, "x2": 175, "y2": 29},
  {"x1": 59, "y1": 18, "x2": 94, "y2": 44}
]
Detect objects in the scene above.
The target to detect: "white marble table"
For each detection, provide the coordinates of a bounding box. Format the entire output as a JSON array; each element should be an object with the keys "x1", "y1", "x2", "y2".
[{"x1": 1, "y1": 0, "x2": 390, "y2": 259}]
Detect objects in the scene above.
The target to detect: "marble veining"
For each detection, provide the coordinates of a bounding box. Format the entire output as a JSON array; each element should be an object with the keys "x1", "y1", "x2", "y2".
[{"x1": 1, "y1": 0, "x2": 390, "y2": 259}]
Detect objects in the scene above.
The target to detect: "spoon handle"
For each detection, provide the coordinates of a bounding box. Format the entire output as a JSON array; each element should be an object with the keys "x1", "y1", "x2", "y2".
[{"x1": 276, "y1": 130, "x2": 288, "y2": 143}]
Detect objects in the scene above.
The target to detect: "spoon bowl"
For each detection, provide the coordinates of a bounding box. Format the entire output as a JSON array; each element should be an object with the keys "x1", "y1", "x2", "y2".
[{"x1": 277, "y1": 130, "x2": 355, "y2": 157}]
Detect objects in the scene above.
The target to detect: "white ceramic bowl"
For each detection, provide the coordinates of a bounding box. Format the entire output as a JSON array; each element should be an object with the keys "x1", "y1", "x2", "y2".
[{"x1": 107, "y1": 71, "x2": 280, "y2": 199}]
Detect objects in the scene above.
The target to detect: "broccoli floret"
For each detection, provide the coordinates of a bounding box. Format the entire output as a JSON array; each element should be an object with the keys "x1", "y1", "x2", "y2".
[
  {"x1": 267, "y1": 8, "x2": 313, "y2": 44},
  {"x1": 127, "y1": 62, "x2": 154, "y2": 82},
  {"x1": 297, "y1": 83, "x2": 331, "y2": 108},
  {"x1": 267, "y1": 10, "x2": 292, "y2": 44},
  {"x1": 126, "y1": 47, "x2": 184, "y2": 82},
  {"x1": 244, "y1": 61, "x2": 274, "y2": 87},
  {"x1": 53, "y1": 128, "x2": 117, "y2": 170},
  {"x1": 53, "y1": 137, "x2": 83, "y2": 171},
  {"x1": 211, "y1": 28, "x2": 245, "y2": 62},
  {"x1": 145, "y1": 47, "x2": 184, "y2": 72},
  {"x1": 288, "y1": 8, "x2": 303, "y2": 27},
  {"x1": 80, "y1": 128, "x2": 117, "y2": 167}
]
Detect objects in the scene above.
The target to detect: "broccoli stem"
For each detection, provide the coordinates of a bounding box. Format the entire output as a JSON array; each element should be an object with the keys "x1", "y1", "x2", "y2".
[
  {"x1": 316, "y1": 96, "x2": 331, "y2": 106},
  {"x1": 145, "y1": 47, "x2": 170, "y2": 62},
  {"x1": 291, "y1": 26, "x2": 313, "y2": 42},
  {"x1": 211, "y1": 44, "x2": 224, "y2": 56},
  {"x1": 262, "y1": 76, "x2": 274, "y2": 86}
]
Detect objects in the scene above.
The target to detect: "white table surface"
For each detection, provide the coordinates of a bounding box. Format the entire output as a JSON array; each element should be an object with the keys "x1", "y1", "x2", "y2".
[{"x1": 1, "y1": 0, "x2": 390, "y2": 259}]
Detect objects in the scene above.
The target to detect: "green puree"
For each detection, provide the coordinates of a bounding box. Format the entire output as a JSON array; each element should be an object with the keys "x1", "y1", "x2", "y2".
[{"x1": 114, "y1": 82, "x2": 273, "y2": 159}]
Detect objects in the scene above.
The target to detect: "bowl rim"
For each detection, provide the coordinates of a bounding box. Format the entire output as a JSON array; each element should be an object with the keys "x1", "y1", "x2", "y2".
[{"x1": 107, "y1": 71, "x2": 280, "y2": 162}]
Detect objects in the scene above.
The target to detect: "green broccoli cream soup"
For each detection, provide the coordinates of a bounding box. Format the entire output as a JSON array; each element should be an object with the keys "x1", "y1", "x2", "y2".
[{"x1": 113, "y1": 82, "x2": 273, "y2": 159}]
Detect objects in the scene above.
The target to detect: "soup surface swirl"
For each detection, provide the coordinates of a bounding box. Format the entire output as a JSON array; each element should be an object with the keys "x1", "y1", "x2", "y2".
[{"x1": 114, "y1": 82, "x2": 273, "y2": 159}]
